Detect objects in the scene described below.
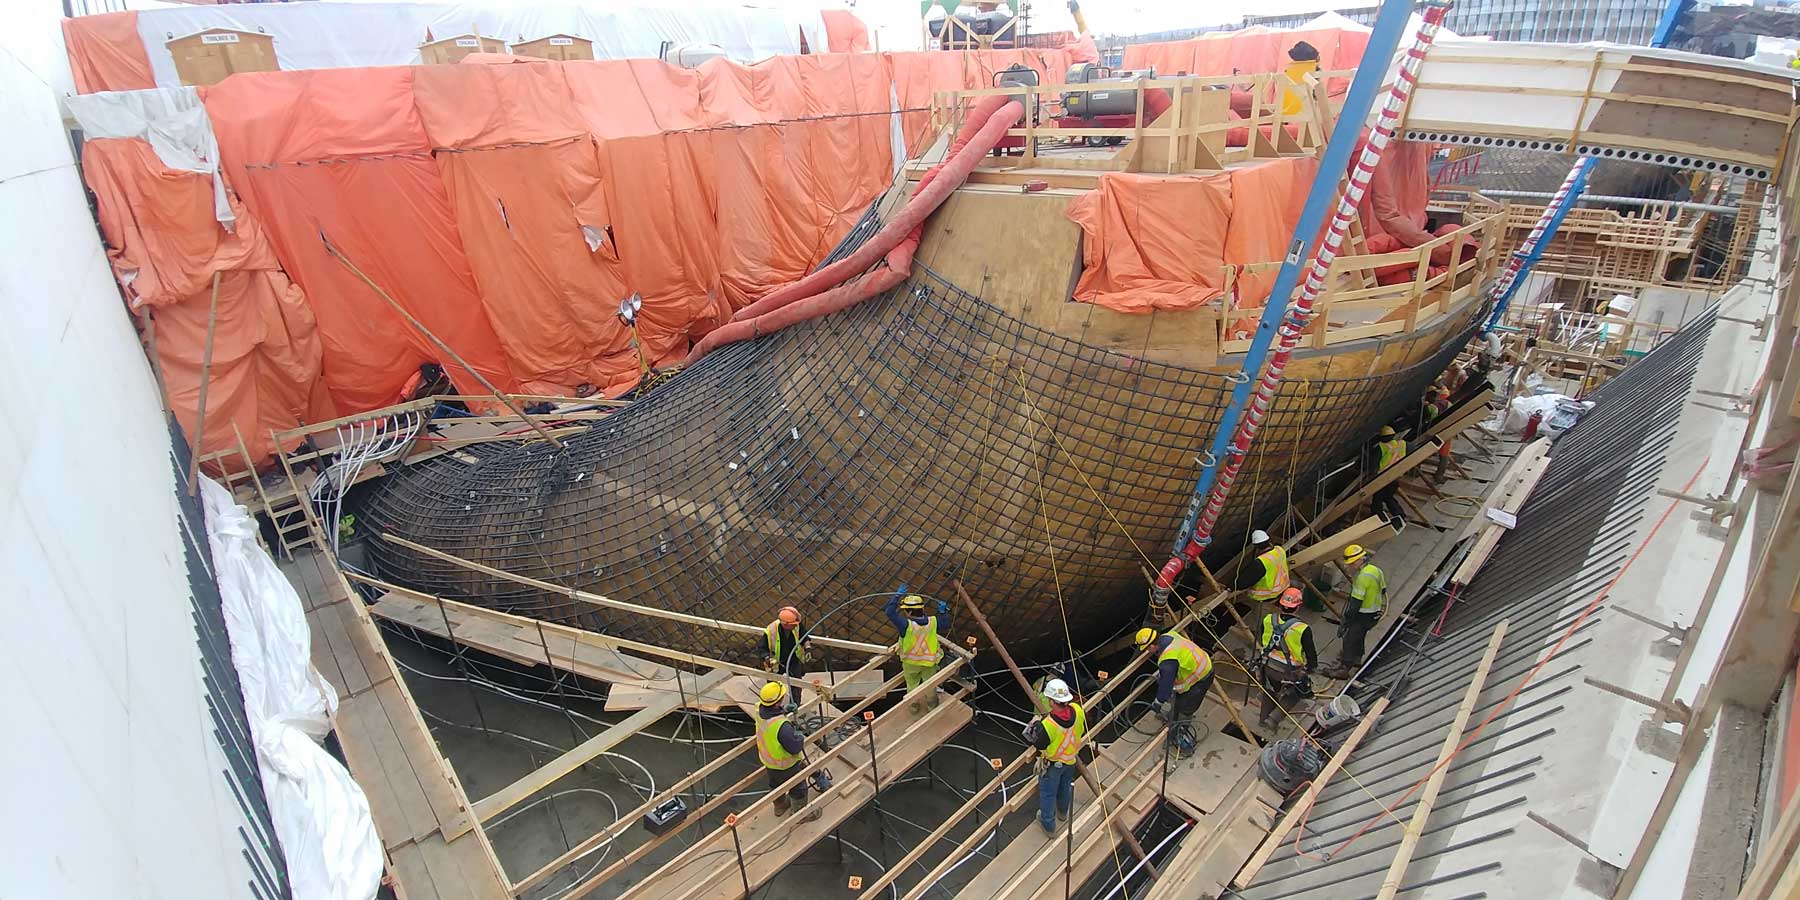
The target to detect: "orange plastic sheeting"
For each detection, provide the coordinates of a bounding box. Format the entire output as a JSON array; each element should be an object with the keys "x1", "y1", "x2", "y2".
[
  {"x1": 1225, "y1": 156, "x2": 1317, "y2": 311},
  {"x1": 62, "y1": 11, "x2": 154, "y2": 94},
  {"x1": 1066, "y1": 172, "x2": 1233, "y2": 313},
  {"x1": 1360, "y1": 138, "x2": 1435, "y2": 247},
  {"x1": 203, "y1": 69, "x2": 521, "y2": 414},
  {"x1": 821, "y1": 10, "x2": 871, "y2": 52},
  {"x1": 80, "y1": 137, "x2": 331, "y2": 466},
  {"x1": 1123, "y1": 26, "x2": 1369, "y2": 83}
]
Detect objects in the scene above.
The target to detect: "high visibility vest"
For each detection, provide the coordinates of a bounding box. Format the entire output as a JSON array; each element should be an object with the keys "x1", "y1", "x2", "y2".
[
  {"x1": 1157, "y1": 633, "x2": 1213, "y2": 693},
  {"x1": 1377, "y1": 438, "x2": 1407, "y2": 471},
  {"x1": 1280, "y1": 59, "x2": 1317, "y2": 115},
  {"x1": 899, "y1": 616, "x2": 940, "y2": 664},
  {"x1": 1250, "y1": 545, "x2": 1291, "y2": 601},
  {"x1": 758, "y1": 714, "x2": 799, "y2": 770},
  {"x1": 1261, "y1": 615, "x2": 1309, "y2": 667},
  {"x1": 1351, "y1": 563, "x2": 1387, "y2": 614},
  {"x1": 766, "y1": 622, "x2": 808, "y2": 663},
  {"x1": 1039, "y1": 703, "x2": 1087, "y2": 764}
]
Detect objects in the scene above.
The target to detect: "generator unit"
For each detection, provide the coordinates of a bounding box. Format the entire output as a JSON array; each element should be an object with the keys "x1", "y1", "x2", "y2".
[{"x1": 1061, "y1": 64, "x2": 1160, "y2": 119}]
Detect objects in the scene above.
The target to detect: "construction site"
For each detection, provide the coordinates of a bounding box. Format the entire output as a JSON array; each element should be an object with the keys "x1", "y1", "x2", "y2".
[{"x1": 10, "y1": 1, "x2": 1800, "y2": 899}]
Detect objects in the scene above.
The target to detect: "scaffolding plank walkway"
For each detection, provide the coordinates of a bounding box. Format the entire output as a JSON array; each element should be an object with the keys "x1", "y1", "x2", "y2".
[
  {"x1": 282, "y1": 552, "x2": 510, "y2": 900},
  {"x1": 369, "y1": 590, "x2": 882, "y2": 713},
  {"x1": 617, "y1": 697, "x2": 976, "y2": 900},
  {"x1": 953, "y1": 705, "x2": 1257, "y2": 900}
]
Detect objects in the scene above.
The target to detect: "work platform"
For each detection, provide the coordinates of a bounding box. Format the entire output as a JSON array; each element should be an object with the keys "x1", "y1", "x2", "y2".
[
  {"x1": 284, "y1": 552, "x2": 512, "y2": 900},
  {"x1": 953, "y1": 703, "x2": 1261, "y2": 900}
]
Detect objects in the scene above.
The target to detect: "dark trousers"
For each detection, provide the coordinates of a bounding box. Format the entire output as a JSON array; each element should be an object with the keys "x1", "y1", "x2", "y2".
[
  {"x1": 768, "y1": 766, "x2": 808, "y2": 809},
  {"x1": 1340, "y1": 610, "x2": 1380, "y2": 668},
  {"x1": 1373, "y1": 484, "x2": 1405, "y2": 523},
  {"x1": 1259, "y1": 660, "x2": 1310, "y2": 724},
  {"x1": 1173, "y1": 672, "x2": 1212, "y2": 721}
]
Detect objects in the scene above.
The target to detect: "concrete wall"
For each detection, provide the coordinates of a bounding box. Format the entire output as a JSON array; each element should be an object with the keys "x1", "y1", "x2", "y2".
[{"x1": 0, "y1": 4, "x2": 272, "y2": 898}]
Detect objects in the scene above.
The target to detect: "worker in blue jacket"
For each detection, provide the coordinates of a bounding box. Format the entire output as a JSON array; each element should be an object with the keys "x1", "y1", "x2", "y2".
[{"x1": 885, "y1": 587, "x2": 951, "y2": 714}]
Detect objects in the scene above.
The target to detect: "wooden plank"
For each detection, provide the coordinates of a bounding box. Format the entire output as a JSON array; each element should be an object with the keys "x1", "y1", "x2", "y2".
[
  {"x1": 1374, "y1": 621, "x2": 1508, "y2": 900},
  {"x1": 603, "y1": 670, "x2": 884, "y2": 713},
  {"x1": 616, "y1": 696, "x2": 976, "y2": 900},
  {"x1": 339, "y1": 688, "x2": 441, "y2": 845},
  {"x1": 373, "y1": 677, "x2": 465, "y2": 830},
  {"x1": 462, "y1": 667, "x2": 732, "y2": 833},
  {"x1": 1157, "y1": 722, "x2": 1260, "y2": 819},
  {"x1": 1311, "y1": 437, "x2": 1444, "y2": 528},
  {"x1": 1423, "y1": 387, "x2": 1495, "y2": 442},
  {"x1": 1287, "y1": 516, "x2": 1394, "y2": 570},
  {"x1": 1451, "y1": 448, "x2": 1552, "y2": 585},
  {"x1": 382, "y1": 535, "x2": 893, "y2": 657},
  {"x1": 1233, "y1": 696, "x2": 1391, "y2": 888}
]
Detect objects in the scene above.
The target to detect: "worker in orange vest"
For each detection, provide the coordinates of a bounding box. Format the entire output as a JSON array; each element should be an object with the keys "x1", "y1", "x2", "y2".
[{"x1": 1022, "y1": 678, "x2": 1085, "y2": 836}]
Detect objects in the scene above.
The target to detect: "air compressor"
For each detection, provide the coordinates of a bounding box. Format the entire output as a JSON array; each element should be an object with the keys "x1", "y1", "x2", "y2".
[{"x1": 1057, "y1": 63, "x2": 1172, "y2": 146}]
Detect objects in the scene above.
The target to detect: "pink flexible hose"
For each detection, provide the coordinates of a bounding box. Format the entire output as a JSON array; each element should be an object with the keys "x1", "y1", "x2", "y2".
[{"x1": 685, "y1": 95, "x2": 1024, "y2": 365}]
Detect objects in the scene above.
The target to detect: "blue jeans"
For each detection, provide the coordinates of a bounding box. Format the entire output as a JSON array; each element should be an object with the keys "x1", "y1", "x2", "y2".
[{"x1": 1038, "y1": 762, "x2": 1076, "y2": 831}]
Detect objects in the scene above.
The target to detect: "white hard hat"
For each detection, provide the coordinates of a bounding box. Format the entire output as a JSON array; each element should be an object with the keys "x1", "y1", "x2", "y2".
[
  {"x1": 1251, "y1": 529, "x2": 1271, "y2": 544},
  {"x1": 1043, "y1": 678, "x2": 1075, "y2": 703}
]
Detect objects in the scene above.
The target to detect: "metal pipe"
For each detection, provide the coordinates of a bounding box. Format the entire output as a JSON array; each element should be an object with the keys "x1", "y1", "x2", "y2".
[
  {"x1": 1094, "y1": 819, "x2": 1192, "y2": 900},
  {"x1": 1469, "y1": 189, "x2": 1741, "y2": 216}
]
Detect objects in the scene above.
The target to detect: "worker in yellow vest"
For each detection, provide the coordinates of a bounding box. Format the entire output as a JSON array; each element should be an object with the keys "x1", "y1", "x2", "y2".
[
  {"x1": 1133, "y1": 626, "x2": 1214, "y2": 757},
  {"x1": 1281, "y1": 41, "x2": 1320, "y2": 115},
  {"x1": 1366, "y1": 425, "x2": 1409, "y2": 524},
  {"x1": 1330, "y1": 543, "x2": 1387, "y2": 677},
  {"x1": 1257, "y1": 588, "x2": 1317, "y2": 730},
  {"x1": 763, "y1": 606, "x2": 811, "y2": 679},
  {"x1": 1234, "y1": 529, "x2": 1290, "y2": 602},
  {"x1": 886, "y1": 591, "x2": 950, "y2": 713},
  {"x1": 757, "y1": 682, "x2": 819, "y2": 820},
  {"x1": 1022, "y1": 678, "x2": 1085, "y2": 835}
]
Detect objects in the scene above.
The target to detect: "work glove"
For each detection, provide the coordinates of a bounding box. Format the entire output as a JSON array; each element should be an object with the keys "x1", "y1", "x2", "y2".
[
  {"x1": 938, "y1": 599, "x2": 949, "y2": 615},
  {"x1": 1021, "y1": 720, "x2": 1039, "y2": 743},
  {"x1": 1158, "y1": 700, "x2": 1175, "y2": 723},
  {"x1": 762, "y1": 657, "x2": 777, "y2": 672}
]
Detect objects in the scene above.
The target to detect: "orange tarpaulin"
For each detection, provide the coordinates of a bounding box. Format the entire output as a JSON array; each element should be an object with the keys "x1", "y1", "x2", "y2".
[
  {"x1": 62, "y1": 11, "x2": 154, "y2": 95},
  {"x1": 821, "y1": 10, "x2": 871, "y2": 52},
  {"x1": 1361, "y1": 139, "x2": 1435, "y2": 247},
  {"x1": 202, "y1": 68, "x2": 522, "y2": 414},
  {"x1": 1066, "y1": 172, "x2": 1233, "y2": 313},
  {"x1": 80, "y1": 137, "x2": 332, "y2": 465},
  {"x1": 1225, "y1": 156, "x2": 1317, "y2": 311}
]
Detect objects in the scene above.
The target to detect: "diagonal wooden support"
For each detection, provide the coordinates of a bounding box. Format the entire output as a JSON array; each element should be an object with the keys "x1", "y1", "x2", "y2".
[
  {"x1": 1374, "y1": 620, "x2": 1507, "y2": 900},
  {"x1": 470, "y1": 668, "x2": 734, "y2": 827}
]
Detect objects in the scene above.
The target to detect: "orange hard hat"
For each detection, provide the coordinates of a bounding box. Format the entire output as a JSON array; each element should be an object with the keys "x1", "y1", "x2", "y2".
[
  {"x1": 1278, "y1": 587, "x2": 1304, "y2": 610},
  {"x1": 777, "y1": 606, "x2": 801, "y2": 625}
]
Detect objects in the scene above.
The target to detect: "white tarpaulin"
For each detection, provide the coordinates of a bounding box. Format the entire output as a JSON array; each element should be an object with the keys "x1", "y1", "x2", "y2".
[
  {"x1": 64, "y1": 86, "x2": 235, "y2": 229},
  {"x1": 127, "y1": 1, "x2": 824, "y2": 89},
  {"x1": 200, "y1": 476, "x2": 382, "y2": 900}
]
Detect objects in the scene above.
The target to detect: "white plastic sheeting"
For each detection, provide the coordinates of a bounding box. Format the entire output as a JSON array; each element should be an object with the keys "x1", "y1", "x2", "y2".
[
  {"x1": 127, "y1": 1, "x2": 825, "y2": 89},
  {"x1": 200, "y1": 476, "x2": 382, "y2": 900},
  {"x1": 63, "y1": 86, "x2": 234, "y2": 229}
]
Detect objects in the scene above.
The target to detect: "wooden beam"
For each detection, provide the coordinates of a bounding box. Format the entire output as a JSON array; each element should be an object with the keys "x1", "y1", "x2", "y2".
[
  {"x1": 1423, "y1": 388, "x2": 1495, "y2": 442},
  {"x1": 469, "y1": 667, "x2": 733, "y2": 826},
  {"x1": 379, "y1": 534, "x2": 893, "y2": 657},
  {"x1": 1312, "y1": 438, "x2": 1444, "y2": 528},
  {"x1": 1374, "y1": 620, "x2": 1508, "y2": 900},
  {"x1": 1451, "y1": 449, "x2": 1552, "y2": 586},
  {"x1": 1287, "y1": 517, "x2": 1396, "y2": 570},
  {"x1": 1233, "y1": 695, "x2": 1390, "y2": 888}
]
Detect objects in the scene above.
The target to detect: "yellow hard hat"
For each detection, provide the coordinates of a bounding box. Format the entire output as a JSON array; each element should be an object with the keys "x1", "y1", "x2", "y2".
[
  {"x1": 900, "y1": 594, "x2": 926, "y2": 610},
  {"x1": 1133, "y1": 627, "x2": 1157, "y2": 648},
  {"x1": 1379, "y1": 425, "x2": 1397, "y2": 437},
  {"x1": 1344, "y1": 544, "x2": 1368, "y2": 565},
  {"x1": 758, "y1": 681, "x2": 788, "y2": 706}
]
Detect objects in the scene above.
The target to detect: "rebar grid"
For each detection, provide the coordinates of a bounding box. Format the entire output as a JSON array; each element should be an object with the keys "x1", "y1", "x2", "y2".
[{"x1": 359, "y1": 268, "x2": 1474, "y2": 661}]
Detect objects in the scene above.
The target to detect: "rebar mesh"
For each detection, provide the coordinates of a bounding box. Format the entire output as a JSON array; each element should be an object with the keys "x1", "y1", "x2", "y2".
[{"x1": 359, "y1": 267, "x2": 1475, "y2": 661}]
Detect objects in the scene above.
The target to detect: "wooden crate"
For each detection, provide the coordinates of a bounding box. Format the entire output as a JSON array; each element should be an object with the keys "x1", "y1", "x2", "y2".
[
  {"x1": 166, "y1": 29, "x2": 277, "y2": 87},
  {"x1": 512, "y1": 33, "x2": 594, "y2": 61},
  {"x1": 419, "y1": 34, "x2": 506, "y2": 65}
]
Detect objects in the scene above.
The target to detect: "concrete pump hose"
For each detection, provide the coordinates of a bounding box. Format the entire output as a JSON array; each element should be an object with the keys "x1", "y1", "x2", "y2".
[
  {"x1": 723, "y1": 94, "x2": 1023, "y2": 326},
  {"x1": 686, "y1": 97, "x2": 1023, "y2": 365}
]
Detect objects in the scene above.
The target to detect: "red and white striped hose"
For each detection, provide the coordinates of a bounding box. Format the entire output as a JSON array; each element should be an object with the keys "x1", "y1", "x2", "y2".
[
  {"x1": 1486, "y1": 156, "x2": 1593, "y2": 303},
  {"x1": 1184, "y1": 3, "x2": 1452, "y2": 554}
]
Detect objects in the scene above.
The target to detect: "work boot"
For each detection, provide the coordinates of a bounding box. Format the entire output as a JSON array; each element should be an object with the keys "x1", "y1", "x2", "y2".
[
  {"x1": 773, "y1": 794, "x2": 792, "y2": 817},
  {"x1": 1040, "y1": 820, "x2": 1058, "y2": 837},
  {"x1": 909, "y1": 700, "x2": 924, "y2": 716}
]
